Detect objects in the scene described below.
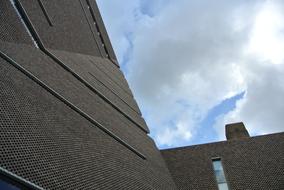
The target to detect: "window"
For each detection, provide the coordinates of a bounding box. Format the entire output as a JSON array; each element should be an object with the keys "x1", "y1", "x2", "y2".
[
  {"x1": 85, "y1": 0, "x2": 110, "y2": 58},
  {"x1": 212, "y1": 158, "x2": 229, "y2": 190},
  {"x1": 0, "y1": 172, "x2": 34, "y2": 190},
  {"x1": 0, "y1": 179, "x2": 21, "y2": 190},
  {"x1": 9, "y1": 0, "x2": 39, "y2": 48}
]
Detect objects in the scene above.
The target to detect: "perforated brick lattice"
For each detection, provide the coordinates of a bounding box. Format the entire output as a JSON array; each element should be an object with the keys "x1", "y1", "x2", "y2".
[
  {"x1": 162, "y1": 133, "x2": 284, "y2": 190},
  {"x1": 0, "y1": 41, "x2": 151, "y2": 156},
  {"x1": 49, "y1": 49, "x2": 143, "y2": 118},
  {"x1": 19, "y1": 0, "x2": 104, "y2": 57},
  {"x1": 0, "y1": 1, "x2": 33, "y2": 45},
  {"x1": 0, "y1": 58, "x2": 177, "y2": 190},
  {"x1": 1, "y1": 0, "x2": 283, "y2": 189},
  {"x1": 0, "y1": 0, "x2": 179, "y2": 189}
]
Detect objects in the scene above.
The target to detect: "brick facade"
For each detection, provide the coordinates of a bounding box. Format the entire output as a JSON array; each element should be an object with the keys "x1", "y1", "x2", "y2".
[
  {"x1": 0, "y1": 1, "x2": 283, "y2": 189},
  {"x1": 162, "y1": 132, "x2": 284, "y2": 190}
]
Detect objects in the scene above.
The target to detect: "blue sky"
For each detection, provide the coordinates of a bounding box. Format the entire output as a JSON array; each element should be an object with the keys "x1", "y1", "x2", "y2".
[{"x1": 97, "y1": 0, "x2": 284, "y2": 149}]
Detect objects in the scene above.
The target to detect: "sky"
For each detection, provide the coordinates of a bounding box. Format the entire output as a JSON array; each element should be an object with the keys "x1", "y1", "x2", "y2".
[{"x1": 97, "y1": 0, "x2": 284, "y2": 149}]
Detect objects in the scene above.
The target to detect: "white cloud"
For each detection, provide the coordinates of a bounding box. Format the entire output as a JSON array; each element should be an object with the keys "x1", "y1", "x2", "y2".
[
  {"x1": 98, "y1": 0, "x2": 284, "y2": 147},
  {"x1": 157, "y1": 121, "x2": 193, "y2": 147},
  {"x1": 214, "y1": 0, "x2": 284, "y2": 139},
  {"x1": 215, "y1": 60, "x2": 284, "y2": 139},
  {"x1": 97, "y1": 0, "x2": 143, "y2": 64},
  {"x1": 246, "y1": 1, "x2": 284, "y2": 65}
]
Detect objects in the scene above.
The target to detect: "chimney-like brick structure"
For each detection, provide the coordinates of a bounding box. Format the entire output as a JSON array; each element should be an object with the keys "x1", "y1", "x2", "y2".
[{"x1": 225, "y1": 122, "x2": 250, "y2": 140}]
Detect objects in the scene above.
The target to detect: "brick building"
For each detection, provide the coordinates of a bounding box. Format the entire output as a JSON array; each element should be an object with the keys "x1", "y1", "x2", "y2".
[
  {"x1": 0, "y1": 1, "x2": 283, "y2": 189},
  {"x1": 162, "y1": 123, "x2": 284, "y2": 190}
]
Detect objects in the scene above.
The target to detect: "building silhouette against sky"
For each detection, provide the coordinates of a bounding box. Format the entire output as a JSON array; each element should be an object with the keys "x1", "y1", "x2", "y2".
[{"x1": 0, "y1": 0, "x2": 283, "y2": 189}]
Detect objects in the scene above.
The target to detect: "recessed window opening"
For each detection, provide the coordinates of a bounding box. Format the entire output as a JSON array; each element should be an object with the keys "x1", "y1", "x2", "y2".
[
  {"x1": 212, "y1": 158, "x2": 229, "y2": 190},
  {"x1": 0, "y1": 178, "x2": 21, "y2": 190},
  {"x1": 86, "y1": 0, "x2": 110, "y2": 58},
  {"x1": 9, "y1": 0, "x2": 39, "y2": 48},
  {"x1": 0, "y1": 174, "x2": 28, "y2": 190}
]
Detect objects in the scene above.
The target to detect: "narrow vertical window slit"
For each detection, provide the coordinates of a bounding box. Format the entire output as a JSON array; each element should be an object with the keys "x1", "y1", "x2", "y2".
[
  {"x1": 9, "y1": 0, "x2": 39, "y2": 48},
  {"x1": 212, "y1": 158, "x2": 230, "y2": 190},
  {"x1": 86, "y1": 0, "x2": 110, "y2": 58}
]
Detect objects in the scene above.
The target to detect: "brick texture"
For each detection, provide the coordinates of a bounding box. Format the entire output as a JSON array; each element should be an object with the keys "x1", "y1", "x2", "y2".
[
  {"x1": 0, "y1": 54, "x2": 176, "y2": 190},
  {"x1": 0, "y1": 0, "x2": 176, "y2": 189},
  {"x1": 1, "y1": 0, "x2": 282, "y2": 190},
  {"x1": 162, "y1": 133, "x2": 284, "y2": 190},
  {"x1": 0, "y1": 1, "x2": 33, "y2": 45}
]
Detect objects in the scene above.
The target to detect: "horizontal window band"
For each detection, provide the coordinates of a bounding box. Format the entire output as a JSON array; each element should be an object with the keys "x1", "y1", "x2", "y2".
[
  {"x1": 88, "y1": 71, "x2": 141, "y2": 115},
  {"x1": 78, "y1": 0, "x2": 133, "y2": 104},
  {"x1": 13, "y1": 0, "x2": 149, "y2": 134},
  {"x1": 88, "y1": 58, "x2": 134, "y2": 98},
  {"x1": 0, "y1": 50, "x2": 147, "y2": 160},
  {"x1": 46, "y1": 49, "x2": 148, "y2": 133}
]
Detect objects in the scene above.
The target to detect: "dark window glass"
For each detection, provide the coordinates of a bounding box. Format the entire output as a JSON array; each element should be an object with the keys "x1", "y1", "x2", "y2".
[{"x1": 0, "y1": 179, "x2": 21, "y2": 190}]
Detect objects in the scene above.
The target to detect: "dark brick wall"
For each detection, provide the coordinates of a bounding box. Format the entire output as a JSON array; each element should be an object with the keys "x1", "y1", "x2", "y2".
[
  {"x1": 87, "y1": 0, "x2": 117, "y2": 61},
  {"x1": 18, "y1": 0, "x2": 115, "y2": 59},
  {"x1": 2, "y1": 0, "x2": 282, "y2": 189},
  {"x1": 0, "y1": 59, "x2": 176, "y2": 189},
  {"x1": 0, "y1": 0, "x2": 176, "y2": 189},
  {"x1": 50, "y1": 49, "x2": 134, "y2": 101},
  {"x1": 49, "y1": 48, "x2": 142, "y2": 117},
  {"x1": 162, "y1": 133, "x2": 284, "y2": 190},
  {"x1": 0, "y1": 1, "x2": 33, "y2": 45},
  {"x1": 0, "y1": 41, "x2": 148, "y2": 142}
]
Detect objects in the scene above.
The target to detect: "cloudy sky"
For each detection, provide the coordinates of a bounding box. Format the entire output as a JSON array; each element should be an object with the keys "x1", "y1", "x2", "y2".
[{"x1": 97, "y1": 0, "x2": 284, "y2": 149}]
